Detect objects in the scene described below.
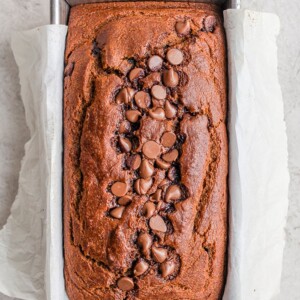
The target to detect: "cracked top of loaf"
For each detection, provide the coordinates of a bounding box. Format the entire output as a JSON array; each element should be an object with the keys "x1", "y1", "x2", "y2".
[{"x1": 64, "y1": 2, "x2": 227, "y2": 299}]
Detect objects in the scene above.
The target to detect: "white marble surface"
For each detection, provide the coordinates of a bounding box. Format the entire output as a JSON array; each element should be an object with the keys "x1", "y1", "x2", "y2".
[{"x1": 0, "y1": 0, "x2": 299, "y2": 299}]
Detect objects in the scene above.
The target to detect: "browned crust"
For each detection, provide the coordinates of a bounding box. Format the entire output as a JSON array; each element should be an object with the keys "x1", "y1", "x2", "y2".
[{"x1": 64, "y1": 2, "x2": 227, "y2": 299}]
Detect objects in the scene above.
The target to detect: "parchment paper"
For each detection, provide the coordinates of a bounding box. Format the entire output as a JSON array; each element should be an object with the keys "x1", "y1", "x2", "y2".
[
  {"x1": 223, "y1": 10, "x2": 289, "y2": 300},
  {"x1": 0, "y1": 10, "x2": 289, "y2": 300}
]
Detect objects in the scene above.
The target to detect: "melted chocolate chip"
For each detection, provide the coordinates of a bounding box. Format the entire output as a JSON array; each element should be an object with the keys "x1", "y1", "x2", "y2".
[
  {"x1": 152, "y1": 246, "x2": 168, "y2": 263},
  {"x1": 110, "y1": 206, "x2": 125, "y2": 219},
  {"x1": 166, "y1": 49, "x2": 184, "y2": 66},
  {"x1": 149, "y1": 215, "x2": 167, "y2": 233},
  {"x1": 151, "y1": 85, "x2": 167, "y2": 100},
  {"x1": 175, "y1": 20, "x2": 191, "y2": 36},
  {"x1": 111, "y1": 182, "x2": 128, "y2": 197},
  {"x1": 163, "y1": 69, "x2": 179, "y2": 88},
  {"x1": 140, "y1": 159, "x2": 155, "y2": 178},
  {"x1": 142, "y1": 141, "x2": 161, "y2": 159},
  {"x1": 134, "y1": 91, "x2": 151, "y2": 109},
  {"x1": 117, "y1": 277, "x2": 134, "y2": 291},
  {"x1": 148, "y1": 55, "x2": 163, "y2": 71},
  {"x1": 161, "y1": 132, "x2": 176, "y2": 148},
  {"x1": 126, "y1": 110, "x2": 141, "y2": 123}
]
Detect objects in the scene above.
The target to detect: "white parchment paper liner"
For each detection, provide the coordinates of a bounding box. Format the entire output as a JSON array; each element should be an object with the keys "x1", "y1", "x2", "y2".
[{"x1": 0, "y1": 10, "x2": 289, "y2": 300}]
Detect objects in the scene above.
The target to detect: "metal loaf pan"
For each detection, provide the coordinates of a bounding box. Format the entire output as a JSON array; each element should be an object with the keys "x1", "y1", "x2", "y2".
[{"x1": 51, "y1": 0, "x2": 240, "y2": 24}]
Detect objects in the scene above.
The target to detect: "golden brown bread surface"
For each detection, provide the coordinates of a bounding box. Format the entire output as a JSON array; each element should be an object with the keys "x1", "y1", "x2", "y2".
[{"x1": 64, "y1": 2, "x2": 227, "y2": 299}]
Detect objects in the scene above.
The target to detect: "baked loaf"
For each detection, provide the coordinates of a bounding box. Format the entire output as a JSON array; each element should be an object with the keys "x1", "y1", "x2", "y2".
[{"x1": 64, "y1": 2, "x2": 227, "y2": 299}]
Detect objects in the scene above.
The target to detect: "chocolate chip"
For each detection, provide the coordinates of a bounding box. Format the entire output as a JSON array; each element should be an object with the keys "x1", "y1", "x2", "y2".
[
  {"x1": 155, "y1": 158, "x2": 171, "y2": 170},
  {"x1": 162, "y1": 149, "x2": 179, "y2": 162},
  {"x1": 160, "y1": 261, "x2": 176, "y2": 278},
  {"x1": 119, "y1": 120, "x2": 131, "y2": 134},
  {"x1": 151, "y1": 189, "x2": 162, "y2": 201},
  {"x1": 134, "y1": 91, "x2": 151, "y2": 109},
  {"x1": 116, "y1": 87, "x2": 135, "y2": 104},
  {"x1": 119, "y1": 137, "x2": 132, "y2": 153},
  {"x1": 126, "y1": 154, "x2": 142, "y2": 170},
  {"x1": 204, "y1": 15, "x2": 217, "y2": 32},
  {"x1": 163, "y1": 69, "x2": 179, "y2": 88},
  {"x1": 151, "y1": 85, "x2": 167, "y2": 100},
  {"x1": 110, "y1": 206, "x2": 125, "y2": 219},
  {"x1": 149, "y1": 215, "x2": 167, "y2": 233},
  {"x1": 142, "y1": 141, "x2": 161, "y2": 159},
  {"x1": 142, "y1": 201, "x2": 156, "y2": 218},
  {"x1": 134, "y1": 260, "x2": 149, "y2": 276},
  {"x1": 134, "y1": 178, "x2": 153, "y2": 195},
  {"x1": 165, "y1": 185, "x2": 181, "y2": 202},
  {"x1": 148, "y1": 55, "x2": 163, "y2": 71},
  {"x1": 152, "y1": 246, "x2": 168, "y2": 263},
  {"x1": 141, "y1": 72, "x2": 161, "y2": 89},
  {"x1": 164, "y1": 101, "x2": 177, "y2": 119},
  {"x1": 175, "y1": 20, "x2": 190, "y2": 36},
  {"x1": 126, "y1": 110, "x2": 141, "y2": 123},
  {"x1": 167, "y1": 167, "x2": 178, "y2": 181},
  {"x1": 157, "y1": 200, "x2": 166, "y2": 211},
  {"x1": 118, "y1": 195, "x2": 132, "y2": 206},
  {"x1": 149, "y1": 108, "x2": 165, "y2": 120},
  {"x1": 140, "y1": 159, "x2": 154, "y2": 178},
  {"x1": 111, "y1": 182, "x2": 128, "y2": 197},
  {"x1": 166, "y1": 49, "x2": 184, "y2": 66},
  {"x1": 159, "y1": 178, "x2": 171, "y2": 189},
  {"x1": 117, "y1": 277, "x2": 134, "y2": 291},
  {"x1": 137, "y1": 232, "x2": 152, "y2": 256},
  {"x1": 161, "y1": 132, "x2": 176, "y2": 148},
  {"x1": 64, "y1": 62, "x2": 74, "y2": 77},
  {"x1": 129, "y1": 68, "x2": 145, "y2": 82}
]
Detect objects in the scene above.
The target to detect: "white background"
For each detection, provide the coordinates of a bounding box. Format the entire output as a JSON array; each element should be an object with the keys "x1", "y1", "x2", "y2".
[{"x1": 0, "y1": 0, "x2": 299, "y2": 299}]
